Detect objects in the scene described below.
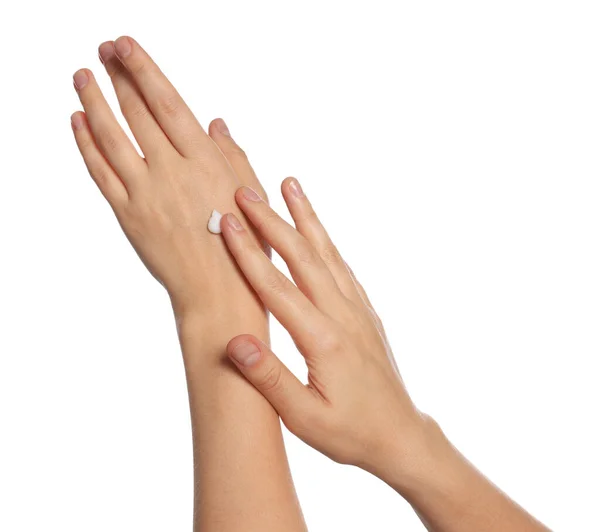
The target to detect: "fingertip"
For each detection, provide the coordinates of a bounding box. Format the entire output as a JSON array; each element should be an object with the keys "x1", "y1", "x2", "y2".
[
  {"x1": 227, "y1": 333, "x2": 251, "y2": 352},
  {"x1": 285, "y1": 177, "x2": 305, "y2": 199},
  {"x1": 70, "y1": 111, "x2": 86, "y2": 131},
  {"x1": 237, "y1": 186, "x2": 262, "y2": 203},
  {"x1": 221, "y1": 212, "x2": 244, "y2": 232},
  {"x1": 281, "y1": 176, "x2": 296, "y2": 192},
  {"x1": 209, "y1": 117, "x2": 231, "y2": 138},
  {"x1": 114, "y1": 35, "x2": 133, "y2": 59},
  {"x1": 227, "y1": 334, "x2": 264, "y2": 367},
  {"x1": 73, "y1": 68, "x2": 91, "y2": 91},
  {"x1": 98, "y1": 41, "x2": 116, "y2": 64}
]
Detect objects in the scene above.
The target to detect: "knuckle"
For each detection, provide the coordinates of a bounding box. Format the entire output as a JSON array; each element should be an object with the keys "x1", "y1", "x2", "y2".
[
  {"x1": 319, "y1": 331, "x2": 343, "y2": 354},
  {"x1": 126, "y1": 99, "x2": 152, "y2": 120},
  {"x1": 226, "y1": 143, "x2": 247, "y2": 159},
  {"x1": 263, "y1": 271, "x2": 290, "y2": 297},
  {"x1": 130, "y1": 59, "x2": 147, "y2": 77},
  {"x1": 156, "y1": 93, "x2": 181, "y2": 117},
  {"x1": 90, "y1": 167, "x2": 110, "y2": 186},
  {"x1": 295, "y1": 241, "x2": 319, "y2": 266},
  {"x1": 320, "y1": 244, "x2": 343, "y2": 266},
  {"x1": 77, "y1": 134, "x2": 94, "y2": 152},
  {"x1": 302, "y1": 206, "x2": 319, "y2": 224},
  {"x1": 257, "y1": 365, "x2": 283, "y2": 394},
  {"x1": 97, "y1": 130, "x2": 120, "y2": 153},
  {"x1": 105, "y1": 60, "x2": 123, "y2": 79}
]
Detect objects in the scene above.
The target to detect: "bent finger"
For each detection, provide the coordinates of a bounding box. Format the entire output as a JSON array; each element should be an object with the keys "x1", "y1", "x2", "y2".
[
  {"x1": 235, "y1": 186, "x2": 345, "y2": 314},
  {"x1": 227, "y1": 334, "x2": 319, "y2": 428},
  {"x1": 281, "y1": 177, "x2": 363, "y2": 305},
  {"x1": 220, "y1": 213, "x2": 328, "y2": 347}
]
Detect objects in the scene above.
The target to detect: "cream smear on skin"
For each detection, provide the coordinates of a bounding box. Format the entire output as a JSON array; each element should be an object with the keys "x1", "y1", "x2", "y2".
[{"x1": 207, "y1": 209, "x2": 223, "y2": 234}]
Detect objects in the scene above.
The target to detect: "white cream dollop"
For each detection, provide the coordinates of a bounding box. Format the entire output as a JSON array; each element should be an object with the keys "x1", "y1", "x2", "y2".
[{"x1": 207, "y1": 209, "x2": 223, "y2": 234}]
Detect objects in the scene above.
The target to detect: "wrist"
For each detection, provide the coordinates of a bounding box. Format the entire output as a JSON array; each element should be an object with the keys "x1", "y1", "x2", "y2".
[
  {"x1": 365, "y1": 413, "x2": 460, "y2": 498},
  {"x1": 173, "y1": 300, "x2": 269, "y2": 363}
]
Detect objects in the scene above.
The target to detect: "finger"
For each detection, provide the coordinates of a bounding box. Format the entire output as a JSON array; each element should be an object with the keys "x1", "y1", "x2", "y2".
[
  {"x1": 71, "y1": 111, "x2": 128, "y2": 206},
  {"x1": 73, "y1": 68, "x2": 147, "y2": 189},
  {"x1": 113, "y1": 36, "x2": 207, "y2": 157},
  {"x1": 281, "y1": 177, "x2": 362, "y2": 304},
  {"x1": 98, "y1": 41, "x2": 177, "y2": 163},
  {"x1": 208, "y1": 118, "x2": 267, "y2": 199},
  {"x1": 235, "y1": 186, "x2": 345, "y2": 314},
  {"x1": 220, "y1": 213, "x2": 328, "y2": 346},
  {"x1": 344, "y1": 260, "x2": 375, "y2": 311},
  {"x1": 227, "y1": 335, "x2": 319, "y2": 429}
]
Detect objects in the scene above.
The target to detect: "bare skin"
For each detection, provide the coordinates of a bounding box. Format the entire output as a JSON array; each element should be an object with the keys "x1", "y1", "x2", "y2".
[
  {"x1": 71, "y1": 36, "x2": 306, "y2": 532},
  {"x1": 220, "y1": 181, "x2": 551, "y2": 532}
]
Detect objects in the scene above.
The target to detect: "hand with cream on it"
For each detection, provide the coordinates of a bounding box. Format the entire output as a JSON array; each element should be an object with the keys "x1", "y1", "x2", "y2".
[{"x1": 71, "y1": 37, "x2": 266, "y2": 321}]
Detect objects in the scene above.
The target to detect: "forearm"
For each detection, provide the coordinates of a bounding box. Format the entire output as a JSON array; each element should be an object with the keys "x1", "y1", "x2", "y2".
[
  {"x1": 177, "y1": 312, "x2": 306, "y2": 532},
  {"x1": 375, "y1": 416, "x2": 549, "y2": 532}
]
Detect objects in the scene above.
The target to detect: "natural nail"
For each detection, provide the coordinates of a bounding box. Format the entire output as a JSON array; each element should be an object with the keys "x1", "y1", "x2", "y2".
[
  {"x1": 71, "y1": 112, "x2": 84, "y2": 131},
  {"x1": 226, "y1": 213, "x2": 243, "y2": 231},
  {"x1": 73, "y1": 70, "x2": 89, "y2": 90},
  {"x1": 98, "y1": 42, "x2": 116, "y2": 64},
  {"x1": 216, "y1": 118, "x2": 231, "y2": 137},
  {"x1": 242, "y1": 187, "x2": 261, "y2": 202},
  {"x1": 230, "y1": 342, "x2": 261, "y2": 367},
  {"x1": 289, "y1": 178, "x2": 305, "y2": 198},
  {"x1": 114, "y1": 36, "x2": 132, "y2": 58}
]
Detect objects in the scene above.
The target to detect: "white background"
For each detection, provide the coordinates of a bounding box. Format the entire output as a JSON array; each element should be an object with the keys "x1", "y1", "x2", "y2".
[{"x1": 1, "y1": 1, "x2": 599, "y2": 530}]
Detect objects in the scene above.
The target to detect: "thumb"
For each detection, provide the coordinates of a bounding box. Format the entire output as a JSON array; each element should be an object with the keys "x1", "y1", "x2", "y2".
[{"x1": 227, "y1": 334, "x2": 315, "y2": 420}]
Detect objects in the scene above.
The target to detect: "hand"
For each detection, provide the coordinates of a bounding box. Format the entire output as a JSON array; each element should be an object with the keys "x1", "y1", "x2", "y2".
[
  {"x1": 219, "y1": 180, "x2": 432, "y2": 475},
  {"x1": 71, "y1": 36, "x2": 267, "y2": 322}
]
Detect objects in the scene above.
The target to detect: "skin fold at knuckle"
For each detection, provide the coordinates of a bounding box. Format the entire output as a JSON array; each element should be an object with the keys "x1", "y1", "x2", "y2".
[
  {"x1": 255, "y1": 364, "x2": 283, "y2": 394},
  {"x1": 96, "y1": 130, "x2": 120, "y2": 154},
  {"x1": 262, "y1": 271, "x2": 291, "y2": 298},
  {"x1": 91, "y1": 167, "x2": 111, "y2": 187},
  {"x1": 319, "y1": 244, "x2": 343, "y2": 266},
  {"x1": 226, "y1": 143, "x2": 248, "y2": 160},
  {"x1": 127, "y1": 100, "x2": 152, "y2": 120},
  {"x1": 294, "y1": 240, "x2": 320, "y2": 267},
  {"x1": 156, "y1": 93, "x2": 181, "y2": 118},
  {"x1": 130, "y1": 59, "x2": 147, "y2": 77},
  {"x1": 77, "y1": 135, "x2": 94, "y2": 153}
]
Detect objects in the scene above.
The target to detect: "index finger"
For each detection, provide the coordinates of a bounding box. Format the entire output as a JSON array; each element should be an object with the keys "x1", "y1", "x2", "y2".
[
  {"x1": 220, "y1": 213, "x2": 330, "y2": 351},
  {"x1": 113, "y1": 36, "x2": 208, "y2": 157}
]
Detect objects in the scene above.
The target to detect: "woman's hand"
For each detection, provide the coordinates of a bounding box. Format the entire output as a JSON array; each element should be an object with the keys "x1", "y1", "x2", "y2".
[
  {"x1": 71, "y1": 37, "x2": 267, "y2": 321},
  {"x1": 219, "y1": 179, "x2": 431, "y2": 476}
]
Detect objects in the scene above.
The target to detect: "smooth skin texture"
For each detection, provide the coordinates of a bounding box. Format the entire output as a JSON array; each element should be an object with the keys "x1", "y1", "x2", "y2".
[
  {"x1": 221, "y1": 180, "x2": 551, "y2": 532},
  {"x1": 71, "y1": 37, "x2": 305, "y2": 532}
]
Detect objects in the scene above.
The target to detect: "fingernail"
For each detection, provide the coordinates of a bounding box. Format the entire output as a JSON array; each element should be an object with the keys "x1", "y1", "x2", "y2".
[
  {"x1": 114, "y1": 36, "x2": 132, "y2": 58},
  {"x1": 242, "y1": 187, "x2": 261, "y2": 202},
  {"x1": 71, "y1": 112, "x2": 84, "y2": 131},
  {"x1": 98, "y1": 42, "x2": 116, "y2": 65},
  {"x1": 216, "y1": 118, "x2": 231, "y2": 137},
  {"x1": 73, "y1": 70, "x2": 89, "y2": 90},
  {"x1": 289, "y1": 178, "x2": 305, "y2": 198},
  {"x1": 226, "y1": 213, "x2": 243, "y2": 231},
  {"x1": 230, "y1": 342, "x2": 261, "y2": 367}
]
